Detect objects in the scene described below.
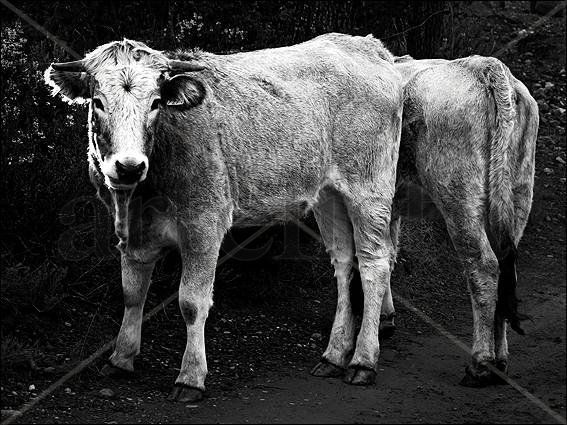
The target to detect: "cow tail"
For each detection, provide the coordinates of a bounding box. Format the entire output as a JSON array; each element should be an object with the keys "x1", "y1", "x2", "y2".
[{"x1": 485, "y1": 59, "x2": 529, "y2": 335}]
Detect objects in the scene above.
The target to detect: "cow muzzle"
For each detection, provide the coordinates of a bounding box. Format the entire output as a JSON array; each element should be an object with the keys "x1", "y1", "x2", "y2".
[{"x1": 103, "y1": 155, "x2": 149, "y2": 189}]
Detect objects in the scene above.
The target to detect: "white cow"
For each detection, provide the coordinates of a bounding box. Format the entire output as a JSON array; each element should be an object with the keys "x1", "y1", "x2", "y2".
[
  {"x1": 45, "y1": 34, "x2": 403, "y2": 401},
  {"x1": 384, "y1": 55, "x2": 539, "y2": 386}
]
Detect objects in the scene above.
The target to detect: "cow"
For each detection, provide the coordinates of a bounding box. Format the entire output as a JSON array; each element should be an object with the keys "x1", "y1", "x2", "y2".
[
  {"x1": 381, "y1": 55, "x2": 539, "y2": 386},
  {"x1": 44, "y1": 33, "x2": 403, "y2": 401}
]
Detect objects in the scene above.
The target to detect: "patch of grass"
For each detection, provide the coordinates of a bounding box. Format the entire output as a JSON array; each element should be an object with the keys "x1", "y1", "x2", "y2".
[{"x1": 0, "y1": 335, "x2": 37, "y2": 371}]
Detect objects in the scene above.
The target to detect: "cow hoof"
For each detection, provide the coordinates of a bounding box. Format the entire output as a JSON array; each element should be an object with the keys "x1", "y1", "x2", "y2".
[
  {"x1": 379, "y1": 313, "x2": 396, "y2": 340},
  {"x1": 100, "y1": 363, "x2": 133, "y2": 378},
  {"x1": 491, "y1": 360, "x2": 509, "y2": 385},
  {"x1": 379, "y1": 323, "x2": 396, "y2": 340},
  {"x1": 168, "y1": 384, "x2": 203, "y2": 402},
  {"x1": 311, "y1": 360, "x2": 344, "y2": 378},
  {"x1": 495, "y1": 359, "x2": 508, "y2": 373},
  {"x1": 379, "y1": 323, "x2": 396, "y2": 341},
  {"x1": 343, "y1": 367, "x2": 376, "y2": 386},
  {"x1": 459, "y1": 362, "x2": 495, "y2": 387}
]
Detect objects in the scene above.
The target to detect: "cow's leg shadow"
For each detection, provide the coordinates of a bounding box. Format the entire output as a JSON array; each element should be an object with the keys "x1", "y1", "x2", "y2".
[
  {"x1": 310, "y1": 187, "x2": 356, "y2": 379},
  {"x1": 101, "y1": 254, "x2": 156, "y2": 377}
]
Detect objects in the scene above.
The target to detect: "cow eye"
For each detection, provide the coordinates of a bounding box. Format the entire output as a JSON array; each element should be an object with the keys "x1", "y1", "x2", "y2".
[
  {"x1": 93, "y1": 98, "x2": 105, "y2": 112},
  {"x1": 150, "y1": 98, "x2": 161, "y2": 111}
]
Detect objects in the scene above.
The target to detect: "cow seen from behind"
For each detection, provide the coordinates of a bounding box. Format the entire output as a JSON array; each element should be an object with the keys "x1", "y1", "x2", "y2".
[{"x1": 382, "y1": 55, "x2": 539, "y2": 386}]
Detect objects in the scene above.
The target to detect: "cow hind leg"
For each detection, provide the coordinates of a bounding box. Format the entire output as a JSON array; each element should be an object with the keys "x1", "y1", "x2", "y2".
[
  {"x1": 343, "y1": 195, "x2": 394, "y2": 386},
  {"x1": 101, "y1": 255, "x2": 156, "y2": 376},
  {"x1": 379, "y1": 216, "x2": 401, "y2": 340},
  {"x1": 441, "y1": 212, "x2": 501, "y2": 387},
  {"x1": 311, "y1": 188, "x2": 356, "y2": 378}
]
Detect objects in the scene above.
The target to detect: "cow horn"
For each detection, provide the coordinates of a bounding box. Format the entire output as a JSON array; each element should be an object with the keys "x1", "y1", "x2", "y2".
[
  {"x1": 167, "y1": 60, "x2": 206, "y2": 72},
  {"x1": 51, "y1": 59, "x2": 86, "y2": 72}
]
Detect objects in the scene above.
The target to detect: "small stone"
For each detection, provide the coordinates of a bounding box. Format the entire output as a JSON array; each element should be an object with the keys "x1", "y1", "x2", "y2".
[
  {"x1": 545, "y1": 82, "x2": 555, "y2": 89},
  {"x1": 560, "y1": 178, "x2": 566, "y2": 184},
  {"x1": 28, "y1": 384, "x2": 35, "y2": 391},
  {"x1": 543, "y1": 168, "x2": 553, "y2": 175},
  {"x1": 99, "y1": 388, "x2": 116, "y2": 399},
  {"x1": 310, "y1": 332, "x2": 322, "y2": 341},
  {"x1": 556, "y1": 156, "x2": 566, "y2": 165},
  {"x1": 64, "y1": 387, "x2": 72, "y2": 394}
]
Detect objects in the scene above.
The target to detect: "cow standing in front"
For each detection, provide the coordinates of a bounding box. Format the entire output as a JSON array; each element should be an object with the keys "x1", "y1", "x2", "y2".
[
  {"x1": 44, "y1": 34, "x2": 403, "y2": 401},
  {"x1": 382, "y1": 55, "x2": 539, "y2": 386}
]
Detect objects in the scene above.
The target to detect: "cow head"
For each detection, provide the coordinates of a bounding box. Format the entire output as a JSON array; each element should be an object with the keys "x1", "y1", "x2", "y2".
[{"x1": 45, "y1": 39, "x2": 206, "y2": 190}]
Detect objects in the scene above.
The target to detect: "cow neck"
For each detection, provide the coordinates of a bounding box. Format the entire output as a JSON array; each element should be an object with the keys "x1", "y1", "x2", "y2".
[{"x1": 110, "y1": 188, "x2": 134, "y2": 251}]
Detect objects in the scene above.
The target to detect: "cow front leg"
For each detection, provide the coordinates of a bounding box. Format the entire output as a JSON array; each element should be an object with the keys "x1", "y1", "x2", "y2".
[
  {"x1": 379, "y1": 283, "x2": 396, "y2": 340},
  {"x1": 494, "y1": 245, "x2": 521, "y2": 380},
  {"x1": 494, "y1": 312, "x2": 509, "y2": 380},
  {"x1": 102, "y1": 255, "x2": 155, "y2": 376},
  {"x1": 168, "y1": 246, "x2": 220, "y2": 402}
]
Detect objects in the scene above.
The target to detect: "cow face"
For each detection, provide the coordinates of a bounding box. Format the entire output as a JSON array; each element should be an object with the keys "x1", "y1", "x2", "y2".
[{"x1": 45, "y1": 40, "x2": 206, "y2": 190}]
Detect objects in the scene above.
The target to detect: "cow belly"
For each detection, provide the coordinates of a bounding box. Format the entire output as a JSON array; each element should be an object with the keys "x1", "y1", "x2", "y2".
[{"x1": 232, "y1": 195, "x2": 314, "y2": 227}]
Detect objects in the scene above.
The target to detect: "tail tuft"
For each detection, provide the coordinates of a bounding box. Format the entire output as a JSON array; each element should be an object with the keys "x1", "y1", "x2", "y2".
[{"x1": 496, "y1": 239, "x2": 530, "y2": 335}]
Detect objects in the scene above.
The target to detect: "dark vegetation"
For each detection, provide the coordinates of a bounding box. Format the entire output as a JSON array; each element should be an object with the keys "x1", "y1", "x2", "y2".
[{"x1": 1, "y1": 1, "x2": 565, "y2": 421}]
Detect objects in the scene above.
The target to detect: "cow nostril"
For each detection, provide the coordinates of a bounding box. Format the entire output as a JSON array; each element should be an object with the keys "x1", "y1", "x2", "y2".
[{"x1": 115, "y1": 160, "x2": 146, "y2": 183}]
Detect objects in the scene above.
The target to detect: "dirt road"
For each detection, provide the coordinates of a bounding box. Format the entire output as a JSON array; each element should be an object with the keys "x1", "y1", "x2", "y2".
[{"x1": 16, "y1": 240, "x2": 564, "y2": 424}]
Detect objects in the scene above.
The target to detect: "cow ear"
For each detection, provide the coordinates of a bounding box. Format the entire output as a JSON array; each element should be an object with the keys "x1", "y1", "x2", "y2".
[
  {"x1": 44, "y1": 66, "x2": 91, "y2": 104},
  {"x1": 161, "y1": 74, "x2": 205, "y2": 108}
]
